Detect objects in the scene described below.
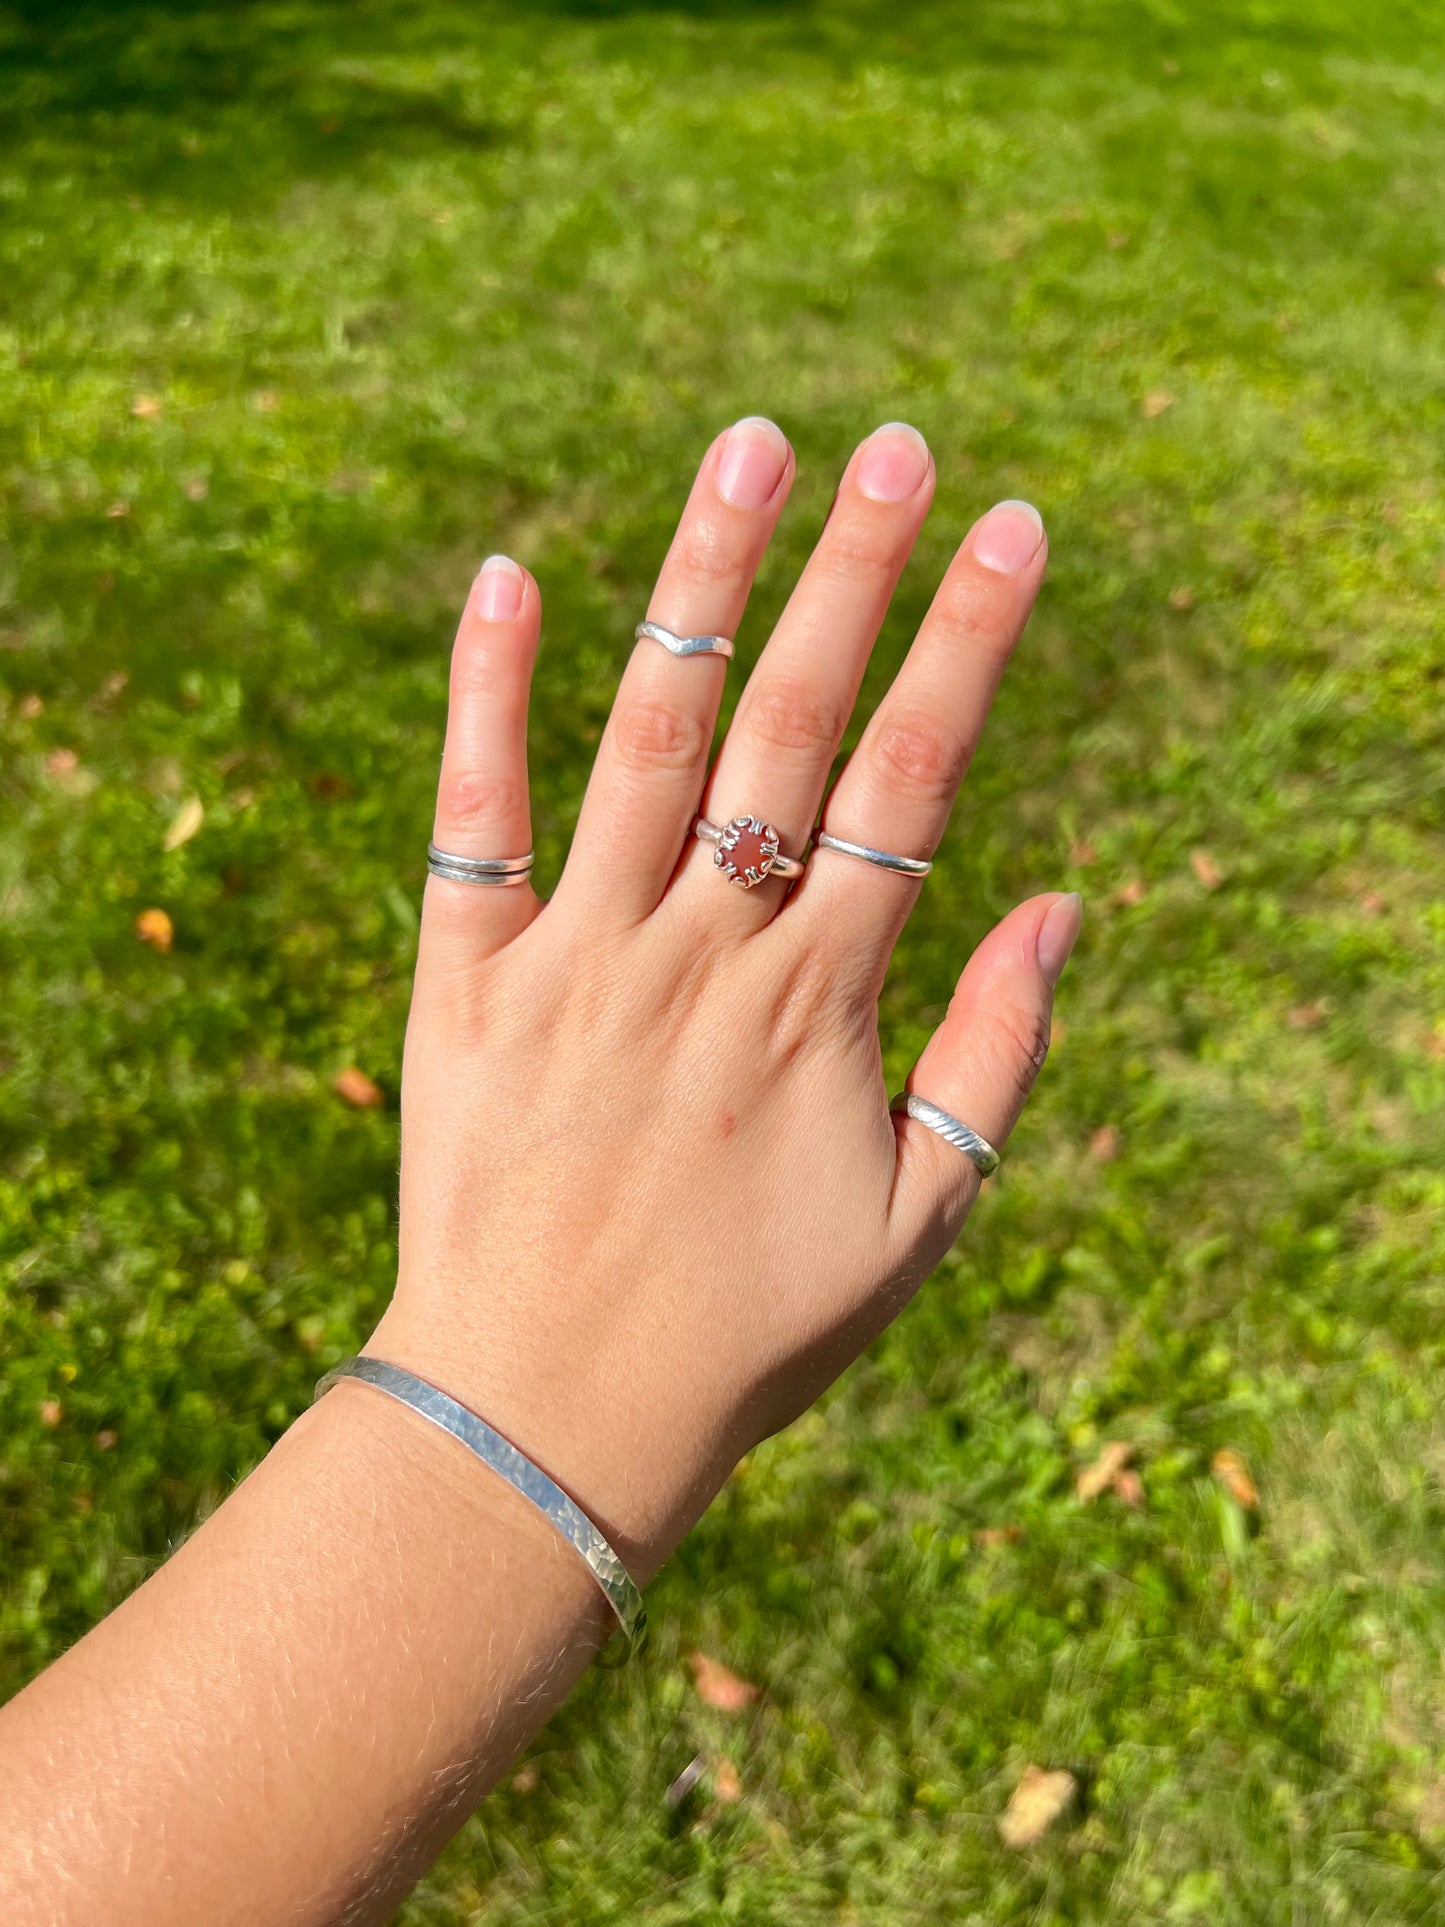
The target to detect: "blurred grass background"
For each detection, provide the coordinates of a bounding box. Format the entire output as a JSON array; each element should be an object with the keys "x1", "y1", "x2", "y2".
[{"x1": 2, "y1": 0, "x2": 1445, "y2": 1918}]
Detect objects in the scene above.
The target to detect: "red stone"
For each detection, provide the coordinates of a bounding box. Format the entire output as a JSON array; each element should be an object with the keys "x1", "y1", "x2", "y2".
[{"x1": 716, "y1": 815, "x2": 778, "y2": 888}]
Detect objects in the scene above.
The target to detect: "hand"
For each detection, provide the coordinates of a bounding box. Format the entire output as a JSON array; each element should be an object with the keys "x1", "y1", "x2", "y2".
[{"x1": 369, "y1": 418, "x2": 1078, "y2": 1582}]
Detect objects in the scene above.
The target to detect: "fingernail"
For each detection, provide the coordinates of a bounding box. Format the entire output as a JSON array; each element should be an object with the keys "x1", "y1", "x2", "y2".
[
  {"x1": 476, "y1": 553, "x2": 525, "y2": 621},
  {"x1": 971, "y1": 499, "x2": 1045, "y2": 575},
  {"x1": 716, "y1": 416, "x2": 789, "y2": 510},
  {"x1": 857, "y1": 422, "x2": 931, "y2": 503},
  {"x1": 1036, "y1": 892, "x2": 1083, "y2": 986}
]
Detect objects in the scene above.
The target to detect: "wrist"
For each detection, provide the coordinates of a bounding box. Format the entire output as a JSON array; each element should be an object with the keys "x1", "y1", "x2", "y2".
[{"x1": 363, "y1": 1303, "x2": 726, "y2": 1587}]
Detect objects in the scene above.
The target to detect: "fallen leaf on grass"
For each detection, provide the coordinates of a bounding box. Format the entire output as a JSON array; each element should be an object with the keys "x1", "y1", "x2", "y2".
[
  {"x1": 1069, "y1": 839, "x2": 1098, "y2": 866},
  {"x1": 1168, "y1": 585, "x2": 1195, "y2": 611},
  {"x1": 1088, "y1": 1124, "x2": 1121, "y2": 1162},
  {"x1": 1141, "y1": 390, "x2": 1174, "y2": 418},
  {"x1": 184, "y1": 476, "x2": 210, "y2": 502},
  {"x1": 135, "y1": 907, "x2": 174, "y2": 952},
  {"x1": 18, "y1": 693, "x2": 43, "y2": 718},
  {"x1": 1113, "y1": 1468, "x2": 1145, "y2": 1508},
  {"x1": 1113, "y1": 878, "x2": 1147, "y2": 908},
  {"x1": 1190, "y1": 848, "x2": 1224, "y2": 889},
  {"x1": 45, "y1": 747, "x2": 78, "y2": 779},
  {"x1": 334, "y1": 1066, "x2": 383, "y2": 1108},
  {"x1": 131, "y1": 394, "x2": 162, "y2": 419},
  {"x1": 38, "y1": 1399, "x2": 62, "y2": 1429},
  {"x1": 976, "y1": 1525, "x2": 1024, "y2": 1548},
  {"x1": 712, "y1": 1757, "x2": 742, "y2": 1803},
  {"x1": 94, "y1": 1430, "x2": 117, "y2": 1451},
  {"x1": 1077, "y1": 1440, "x2": 1133, "y2": 1503},
  {"x1": 999, "y1": 1765, "x2": 1078, "y2": 1847},
  {"x1": 1287, "y1": 1002, "x2": 1328, "y2": 1031},
  {"x1": 510, "y1": 1763, "x2": 538, "y2": 1794},
  {"x1": 1358, "y1": 890, "x2": 1385, "y2": 915},
  {"x1": 105, "y1": 499, "x2": 131, "y2": 519},
  {"x1": 1212, "y1": 1448, "x2": 1258, "y2": 1510},
  {"x1": 163, "y1": 795, "x2": 205, "y2": 851},
  {"x1": 687, "y1": 1651, "x2": 761, "y2": 1713}
]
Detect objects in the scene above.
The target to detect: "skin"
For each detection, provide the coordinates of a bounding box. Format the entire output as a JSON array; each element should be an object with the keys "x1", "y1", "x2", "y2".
[{"x1": 0, "y1": 419, "x2": 1079, "y2": 1925}]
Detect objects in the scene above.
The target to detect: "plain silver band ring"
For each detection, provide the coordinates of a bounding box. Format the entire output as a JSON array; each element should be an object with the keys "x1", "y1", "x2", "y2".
[
  {"x1": 814, "y1": 830, "x2": 932, "y2": 878},
  {"x1": 427, "y1": 842, "x2": 533, "y2": 887},
  {"x1": 693, "y1": 816, "x2": 806, "y2": 880},
  {"x1": 891, "y1": 1092, "x2": 1001, "y2": 1177},
  {"x1": 635, "y1": 620, "x2": 735, "y2": 661}
]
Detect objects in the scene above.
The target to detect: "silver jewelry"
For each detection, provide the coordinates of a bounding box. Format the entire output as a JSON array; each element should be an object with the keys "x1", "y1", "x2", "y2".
[
  {"x1": 694, "y1": 813, "x2": 806, "y2": 888},
  {"x1": 814, "y1": 830, "x2": 932, "y2": 878},
  {"x1": 890, "y1": 1092, "x2": 1001, "y2": 1177},
  {"x1": 635, "y1": 620, "x2": 734, "y2": 661},
  {"x1": 427, "y1": 842, "x2": 533, "y2": 887},
  {"x1": 314, "y1": 1356, "x2": 646, "y2": 1658}
]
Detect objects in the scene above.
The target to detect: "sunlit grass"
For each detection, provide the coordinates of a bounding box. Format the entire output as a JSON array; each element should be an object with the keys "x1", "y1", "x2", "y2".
[{"x1": 2, "y1": 1, "x2": 1444, "y2": 1919}]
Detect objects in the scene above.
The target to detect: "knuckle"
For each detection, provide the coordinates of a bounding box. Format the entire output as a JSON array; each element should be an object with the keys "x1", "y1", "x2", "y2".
[
  {"x1": 436, "y1": 768, "x2": 528, "y2": 832},
  {"x1": 819, "y1": 514, "x2": 903, "y2": 585},
  {"x1": 871, "y1": 708, "x2": 970, "y2": 802},
  {"x1": 611, "y1": 698, "x2": 708, "y2": 775},
  {"x1": 743, "y1": 676, "x2": 846, "y2": 757},
  {"x1": 670, "y1": 516, "x2": 742, "y2": 591},
  {"x1": 992, "y1": 998, "x2": 1051, "y2": 1104},
  {"x1": 933, "y1": 584, "x2": 1017, "y2": 666}
]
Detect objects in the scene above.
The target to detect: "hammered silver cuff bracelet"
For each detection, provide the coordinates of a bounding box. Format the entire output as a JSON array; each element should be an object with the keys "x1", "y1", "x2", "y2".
[{"x1": 313, "y1": 1355, "x2": 647, "y2": 1659}]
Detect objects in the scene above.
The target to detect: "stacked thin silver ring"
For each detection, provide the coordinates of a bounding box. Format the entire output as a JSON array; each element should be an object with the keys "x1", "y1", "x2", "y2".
[{"x1": 426, "y1": 843, "x2": 533, "y2": 888}]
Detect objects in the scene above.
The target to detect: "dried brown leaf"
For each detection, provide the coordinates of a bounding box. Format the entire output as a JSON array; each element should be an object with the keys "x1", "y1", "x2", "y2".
[
  {"x1": 1190, "y1": 848, "x2": 1224, "y2": 889},
  {"x1": 976, "y1": 1525, "x2": 1024, "y2": 1548},
  {"x1": 38, "y1": 1399, "x2": 62, "y2": 1429},
  {"x1": 1113, "y1": 878, "x2": 1147, "y2": 908},
  {"x1": 1077, "y1": 1440, "x2": 1133, "y2": 1503},
  {"x1": 1212, "y1": 1447, "x2": 1259, "y2": 1510},
  {"x1": 1287, "y1": 1002, "x2": 1328, "y2": 1031},
  {"x1": 999, "y1": 1765, "x2": 1078, "y2": 1847},
  {"x1": 131, "y1": 394, "x2": 162, "y2": 419},
  {"x1": 334, "y1": 1066, "x2": 383, "y2": 1109},
  {"x1": 164, "y1": 795, "x2": 205, "y2": 851},
  {"x1": 712, "y1": 1757, "x2": 742, "y2": 1803},
  {"x1": 1141, "y1": 389, "x2": 1174, "y2": 418},
  {"x1": 687, "y1": 1650, "x2": 761, "y2": 1713},
  {"x1": 94, "y1": 1429, "x2": 118, "y2": 1451},
  {"x1": 1168, "y1": 585, "x2": 1195, "y2": 611},
  {"x1": 510, "y1": 1764, "x2": 538, "y2": 1794},
  {"x1": 1088, "y1": 1124, "x2": 1121, "y2": 1163},
  {"x1": 135, "y1": 907, "x2": 174, "y2": 952},
  {"x1": 18, "y1": 693, "x2": 43, "y2": 719},
  {"x1": 105, "y1": 499, "x2": 131, "y2": 519},
  {"x1": 1069, "y1": 839, "x2": 1098, "y2": 866},
  {"x1": 1113, "y1": 1468, "x2": 1145, "y2": 1508}
]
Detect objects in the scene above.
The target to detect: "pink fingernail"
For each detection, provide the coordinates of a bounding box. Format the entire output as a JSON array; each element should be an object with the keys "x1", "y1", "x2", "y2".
[
  {"x1": 971, "y1": 500, "x2": 1045, "y2": 575},
  {"x1": 716, "y1": 416, "x2": 789, "y2": 509},
  {"x1": 476, "y1": 553, "x2": 524, "y2": 621},
  {"x1": 1036, "y1": 892, "x2": 1083, "y2": 986},
  {"x1": 856, "y1": 422, "x2": 931, "y2": 503}
]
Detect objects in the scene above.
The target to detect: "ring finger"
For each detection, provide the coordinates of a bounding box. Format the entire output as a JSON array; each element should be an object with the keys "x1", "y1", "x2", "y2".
[
  {"x1": 795, "y1": 498, "x2": 1047, "y2": 994},
  {"x1": 678, "y1": 422, "x2": 936, "y2": 932}
]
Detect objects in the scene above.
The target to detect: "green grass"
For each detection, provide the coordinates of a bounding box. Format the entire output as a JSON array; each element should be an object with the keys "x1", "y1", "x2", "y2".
[{"x1": 3, "y1": 0, "x2": 1445, "y2": 1918}]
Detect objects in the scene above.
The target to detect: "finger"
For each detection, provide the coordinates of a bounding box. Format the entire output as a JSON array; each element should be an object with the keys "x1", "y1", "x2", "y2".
[
  {"x1": 421, "y1": 555, "x2": 542, "y2": 968},
  {"x1": 676, "y1": 422, "x2": 935, "y2": 932},
  {"x1": 557, "y1": 418, "x2": 794, "y2": 928},
  {"x1": 795, "y1": 500, "x2": 1047, "y2": 991},
  {"x1": 887, "y1": 892, "x2": 1082, "y2": 1270}
]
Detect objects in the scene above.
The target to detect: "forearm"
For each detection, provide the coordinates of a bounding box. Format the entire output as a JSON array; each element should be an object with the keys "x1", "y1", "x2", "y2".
[{"x1": 0, "y1": 1381, "x2": 610, "y2": 1927}]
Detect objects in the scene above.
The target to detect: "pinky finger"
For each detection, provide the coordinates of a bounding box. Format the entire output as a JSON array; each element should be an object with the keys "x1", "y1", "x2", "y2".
[
  {"x1": 886, "y1": 891, "x2": 1082, "y2": 1269},
  {"x1": 421, "y1": 555, "x2": 542, "y2": 972}
]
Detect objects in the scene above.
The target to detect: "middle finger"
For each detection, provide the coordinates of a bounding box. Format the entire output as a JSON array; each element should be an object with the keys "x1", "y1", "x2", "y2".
[{"x1": 675, "y1": 423, "x2": 935, "y2": 932}]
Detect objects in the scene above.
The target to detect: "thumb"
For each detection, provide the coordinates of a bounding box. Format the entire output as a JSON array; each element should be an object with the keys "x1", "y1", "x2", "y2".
[{"x1": 887, "y1": 890, "x2": 1082, "y2": 1268}]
